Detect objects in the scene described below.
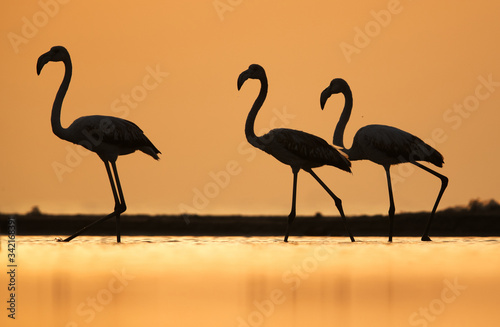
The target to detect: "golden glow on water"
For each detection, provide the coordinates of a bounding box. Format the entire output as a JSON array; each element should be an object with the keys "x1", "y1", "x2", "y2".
[{"x1": 1, "y1": 237, "x2": 499, "y2": 326}]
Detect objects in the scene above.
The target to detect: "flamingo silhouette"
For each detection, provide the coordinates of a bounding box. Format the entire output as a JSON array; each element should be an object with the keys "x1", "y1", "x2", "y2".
[
  {"x1": 320, "y1": 78, "x2": 448, "y2": 242},
  {"x1": 238, "y1": 64, "x2": 355, "y2": 242},
  {"x1": 37, "y1": 46, "x2": 160, "y2": 242}
]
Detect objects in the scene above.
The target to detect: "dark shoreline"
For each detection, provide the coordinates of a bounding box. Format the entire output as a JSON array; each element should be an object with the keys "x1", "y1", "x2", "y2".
[{"x1": 1, "y1": 208, "x2": 499, "y2": 237}]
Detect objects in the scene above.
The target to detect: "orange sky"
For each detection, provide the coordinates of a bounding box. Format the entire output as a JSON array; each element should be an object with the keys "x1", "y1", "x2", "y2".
[{"x1": 1, "y1": 1, "x2": 500, "y2": 217}]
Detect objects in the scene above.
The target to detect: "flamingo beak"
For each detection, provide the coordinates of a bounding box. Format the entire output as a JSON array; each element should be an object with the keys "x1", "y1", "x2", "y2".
[
  {"x1": 36, "y1": 52, "x2": 51, "y2": 75},
  {"x1": 237, "y1": 70, "x2": 250, "y2": 90},
  {"x1": 320, "y1": 87, "x2": 331, "y2": 110}
]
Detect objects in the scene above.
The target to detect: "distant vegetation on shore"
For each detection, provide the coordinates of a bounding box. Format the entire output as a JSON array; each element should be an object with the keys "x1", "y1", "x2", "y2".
[{"x1": 1, "y1": 199, "x2": 499, "y2": 237}]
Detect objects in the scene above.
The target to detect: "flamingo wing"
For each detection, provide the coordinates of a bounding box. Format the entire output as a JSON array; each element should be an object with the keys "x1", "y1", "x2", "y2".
[
  {"x1": 263, "y1": 128, "x2": 351, "y2": 172},
  {"x1": 69, "y1": 115, "x2": 161, "y2": 159},
  {"x1": 350, "y1": 125, "x2": 443, "y2": 167}
]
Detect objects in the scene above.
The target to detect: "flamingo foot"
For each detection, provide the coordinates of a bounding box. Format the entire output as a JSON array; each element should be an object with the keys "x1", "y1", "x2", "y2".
[{"x1": 421, "y1": 235, "x2": 432, "y2": 242}]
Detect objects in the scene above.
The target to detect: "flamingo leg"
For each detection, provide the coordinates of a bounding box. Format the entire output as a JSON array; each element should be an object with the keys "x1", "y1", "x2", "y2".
[
  {"x1": 284, "y1": 168, "x2": 299, "y2": 242},
  {"x1": 384, "y1": 165, "x2": 395, "y2": 242},
  {"x1": 306, "y1": 169, "x2": 355, "y2": 242},
  {"x1": 58, "y1": 161, "x2": 126, "y2": 243},
  {"x1": 105, "y1": 161, "x2": 121, "y2": 210},
  {"x1": 110, "y1": 161, "x2": 127, "y2": 243},
  {"x1": 58, "y1": 212, "x2": 117, "y2": 242},
  {"x1": 412, "y1": 162, "x2": 448, "y2": 241}
]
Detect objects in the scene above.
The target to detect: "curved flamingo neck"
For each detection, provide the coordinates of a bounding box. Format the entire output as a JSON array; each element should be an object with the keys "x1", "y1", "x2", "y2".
[
  {"x1": 245, "y1": 75, "x2": 268, "y2": 148},
  {"x1": 333, "y1": 86, "x2": 353, "y2": 150},
  {"x1": 51, "y1": 57, "x2": 72, "y2": 140}
]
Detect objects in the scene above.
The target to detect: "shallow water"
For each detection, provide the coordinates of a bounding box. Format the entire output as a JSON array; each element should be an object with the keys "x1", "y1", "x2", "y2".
[{"x1": 1, "y1": 236, "x2": 499, "y2": 327}]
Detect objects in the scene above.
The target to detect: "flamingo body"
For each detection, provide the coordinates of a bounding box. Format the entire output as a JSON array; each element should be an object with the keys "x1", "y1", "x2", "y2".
[
  {"x1": 258, "y1": 128, "x2": 351, "y2": 172},
  {"x1": 349, "y1": 124, "x2": 443, "y2": 167},
  {"x1": 66, "y1": 115, "x2": 160, "y2": 161}
]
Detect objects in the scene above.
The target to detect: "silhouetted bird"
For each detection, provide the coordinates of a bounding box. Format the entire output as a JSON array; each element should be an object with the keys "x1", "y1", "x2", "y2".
[
  {"x1": 238, "y1": 64, "x2": 355, "y2": 242},
  {"x1": 321, "y1": 78, "x2": 447, "y2": 242},
  {"x1": 37, "y1": 46, "x2": 160, "y2": 242}
]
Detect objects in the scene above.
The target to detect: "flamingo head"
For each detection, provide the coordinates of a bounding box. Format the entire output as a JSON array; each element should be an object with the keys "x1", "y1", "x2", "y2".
[
  {"x1": 237, "y1": 64, "x2": 266, "y2": 90},
  {"x1": 320, "y1": 78, "x2": 349, "y2": 109},
  {"x1": 37, "y1": 46, "x2": 70, "y2": 75}
]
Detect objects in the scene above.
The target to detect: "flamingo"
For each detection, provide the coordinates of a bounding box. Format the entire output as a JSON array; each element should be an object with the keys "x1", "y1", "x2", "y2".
[
  {"x1": 37, "y1": 46, "x2": 160, "y2": 243},
  {"x1": 320, "y1": 78, "x2": 448, "y2": 242},
  {"x1": 237, "y1": 64, "x2": 355, "y2": 242}
]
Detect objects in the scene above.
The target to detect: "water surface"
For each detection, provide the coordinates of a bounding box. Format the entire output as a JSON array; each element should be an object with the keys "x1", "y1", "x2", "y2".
[{"x1": 1, "y1": 236, "x2": 499, "y2": 326}]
